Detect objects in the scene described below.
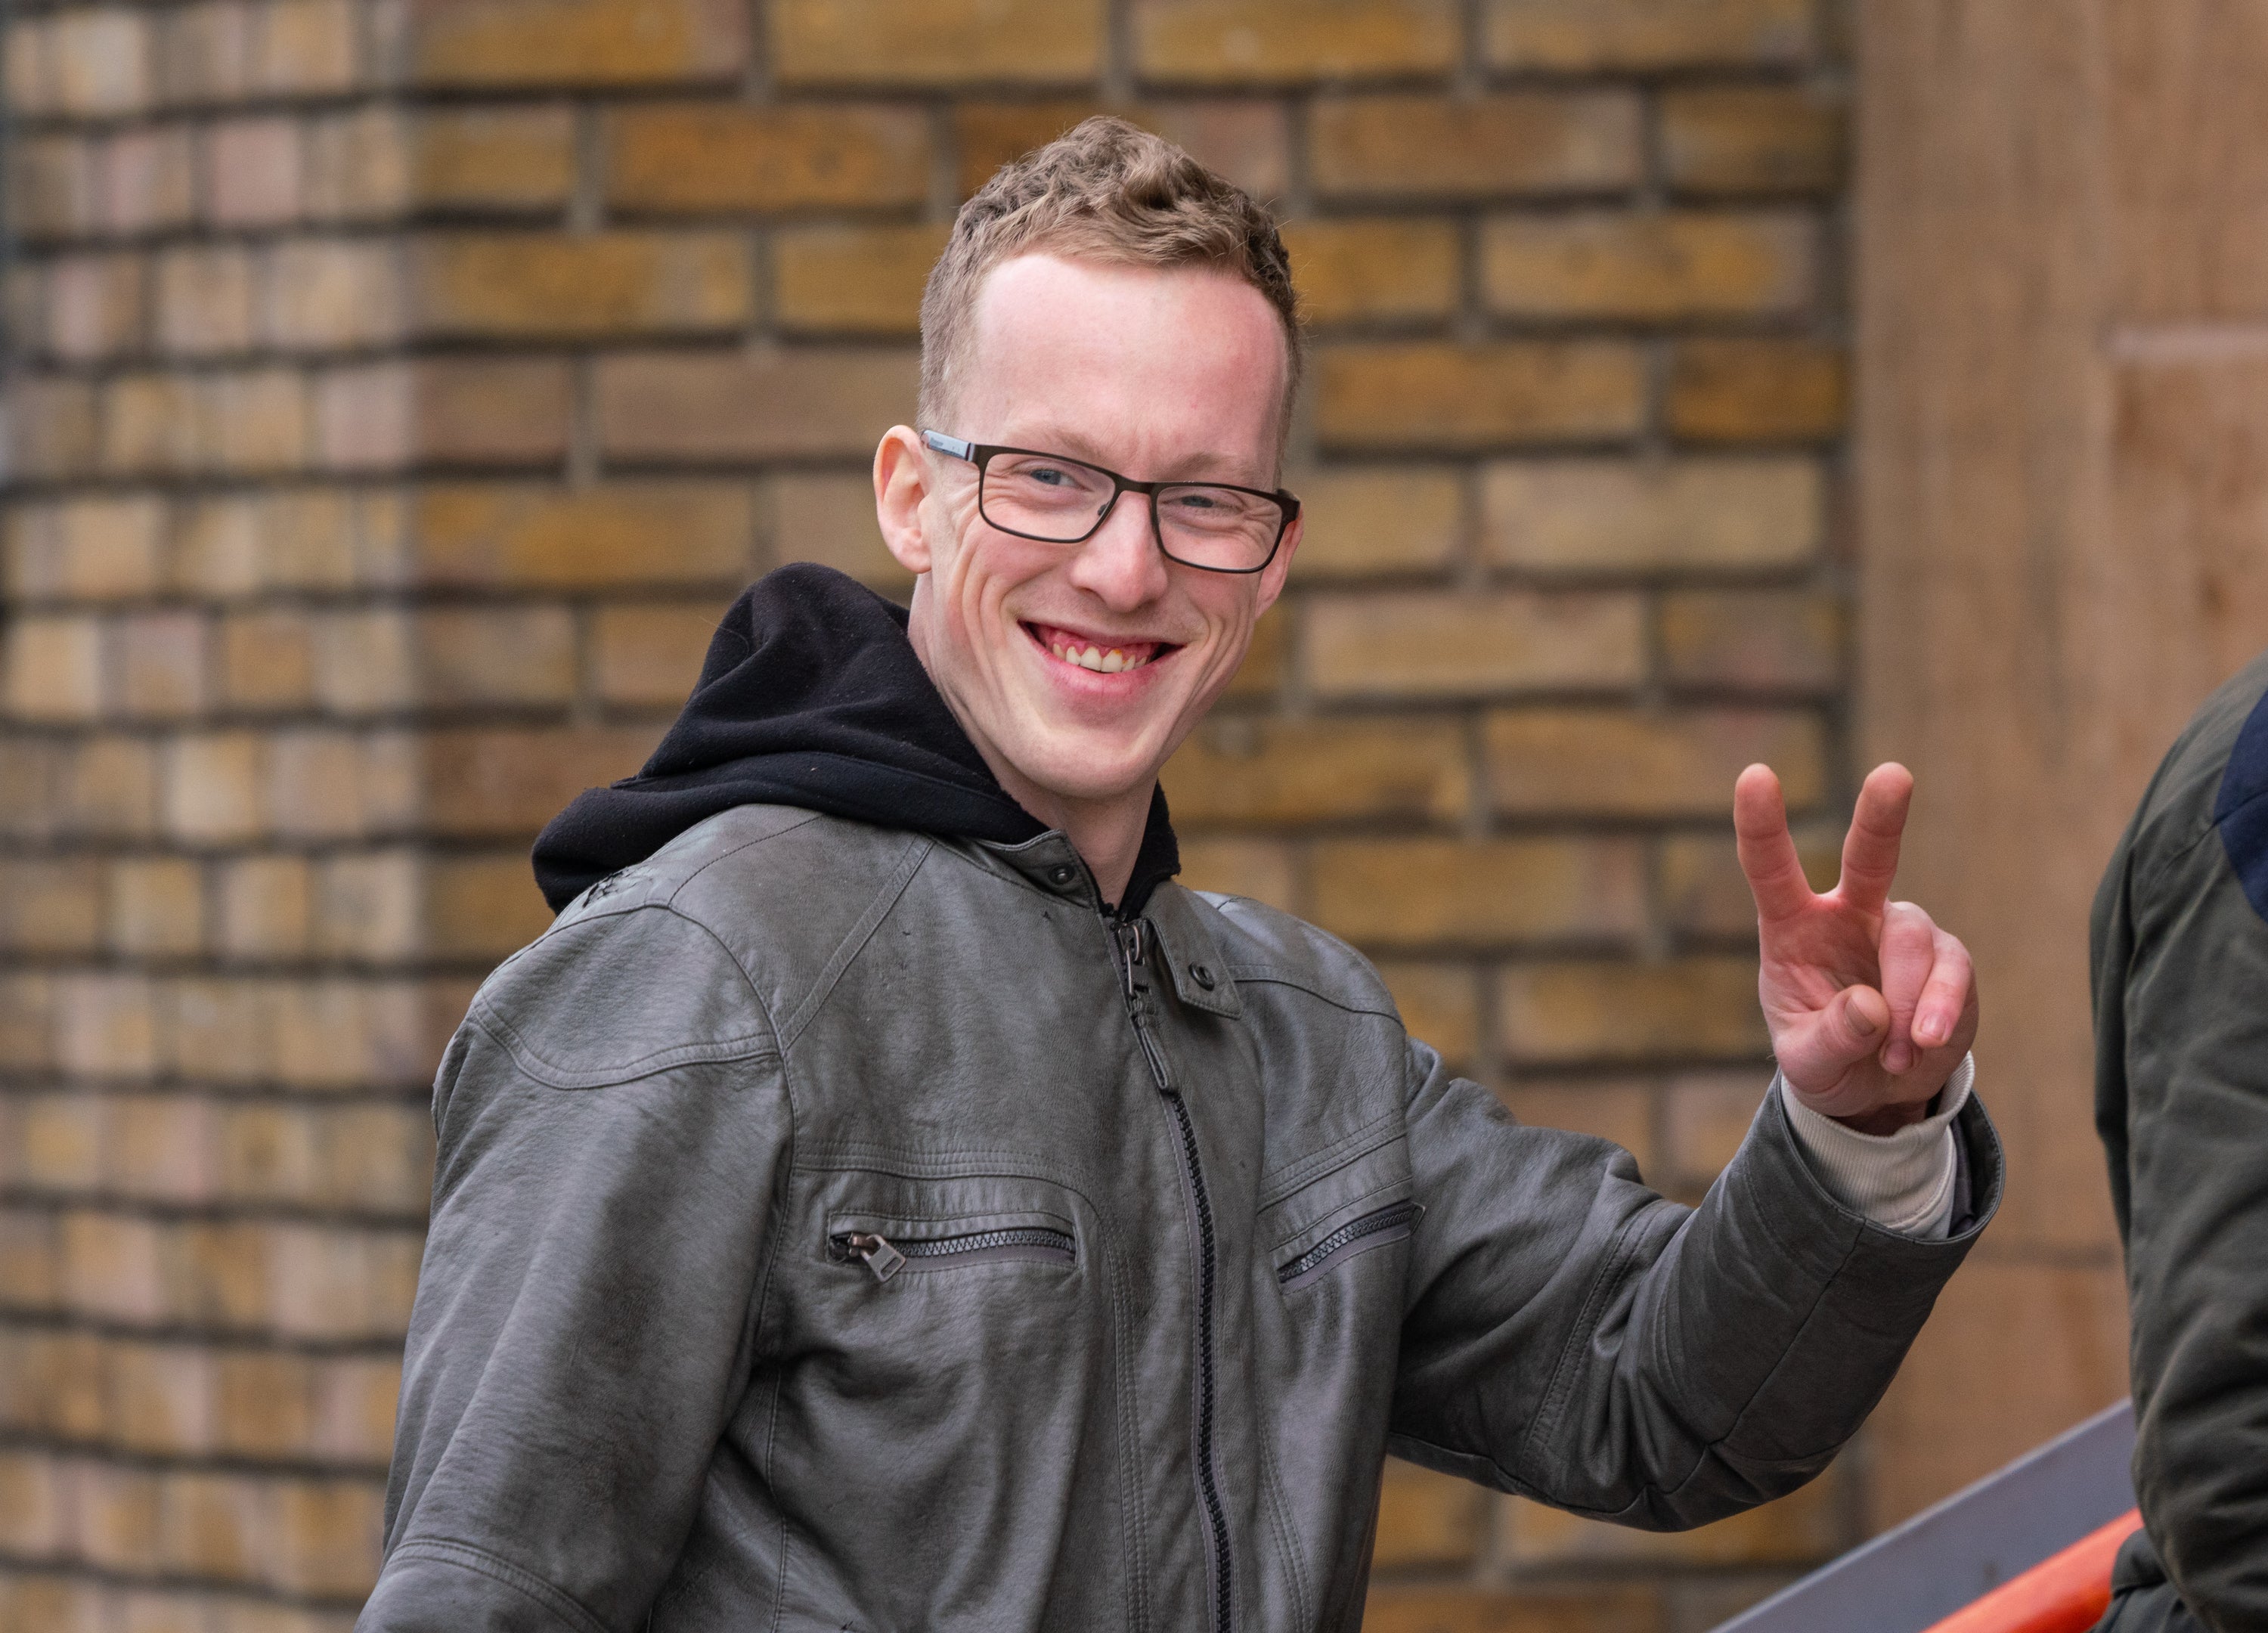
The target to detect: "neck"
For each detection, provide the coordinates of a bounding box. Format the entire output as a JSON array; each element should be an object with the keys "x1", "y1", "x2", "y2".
[{"x1": 987, "y1": 764, "x2": 1154, "y2": 909}]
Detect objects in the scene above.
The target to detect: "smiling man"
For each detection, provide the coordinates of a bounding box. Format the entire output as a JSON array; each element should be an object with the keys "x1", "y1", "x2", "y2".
[{"x1": 360, "y1": 120, "x2": 1999, "y2": 1633}]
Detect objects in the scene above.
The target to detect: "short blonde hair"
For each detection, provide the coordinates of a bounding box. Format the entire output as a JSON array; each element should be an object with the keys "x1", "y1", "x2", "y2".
[{"x1": 918, "y1": 116, "x2": 1301, "y2": 451}]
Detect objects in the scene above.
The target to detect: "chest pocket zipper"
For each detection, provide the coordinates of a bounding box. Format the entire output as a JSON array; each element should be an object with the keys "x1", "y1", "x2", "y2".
[
  {"x1": 1277, "y1": 1201, "x2": 1423, "y2": 1292},
  {"x1": 832, "y1": 1226, "x2": 1076, "y2": 1284}
]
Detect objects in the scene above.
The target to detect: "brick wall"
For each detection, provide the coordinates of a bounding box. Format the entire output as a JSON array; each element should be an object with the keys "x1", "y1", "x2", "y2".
[{"x1": 0, "y1": 2, "x2": 1851, "y2": 1627}]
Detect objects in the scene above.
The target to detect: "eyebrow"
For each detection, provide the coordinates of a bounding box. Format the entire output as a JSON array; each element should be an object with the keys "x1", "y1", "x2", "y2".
[{"x1": 1006, "y1": 426, "x2": 1269, "y2": 488}]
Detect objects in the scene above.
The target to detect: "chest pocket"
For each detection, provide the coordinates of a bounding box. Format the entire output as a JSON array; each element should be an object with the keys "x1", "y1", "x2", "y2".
[{"x1": 1259, "y1": 1133, "x2": 1419, "y2": 1298}]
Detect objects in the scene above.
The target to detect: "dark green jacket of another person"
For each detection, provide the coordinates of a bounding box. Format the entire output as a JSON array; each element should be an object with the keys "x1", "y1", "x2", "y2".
[{"x1": 2094, "y1": 648, "x2": 2268, "y2": 1633}]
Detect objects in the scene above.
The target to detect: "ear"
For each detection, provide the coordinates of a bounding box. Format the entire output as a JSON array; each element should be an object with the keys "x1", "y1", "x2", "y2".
[
  {"x1": 873, "y1": 426, "x2": 934, "y2": 575},
  {"x1": 1251, "y1": 510, "x2": 1302, "y2": 618}
]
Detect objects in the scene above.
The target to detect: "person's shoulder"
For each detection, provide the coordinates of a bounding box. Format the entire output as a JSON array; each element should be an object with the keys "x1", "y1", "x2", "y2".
[
  {"x1": 2127, "y1": 649, "x2": 2268, "y2": 876},
  {"x1": 471, "y1": 805, "x2": 930, "y2": 1084},
  {"x1": 1169, "y1": 885, "x2": 1401, "y2": 1023}
]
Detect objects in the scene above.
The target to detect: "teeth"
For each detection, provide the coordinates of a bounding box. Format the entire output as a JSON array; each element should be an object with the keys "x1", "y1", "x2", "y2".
[
  {"x1": 1101, "y1": 650, "x2": 1126, "y2": 673},
  {"x1": 1043, "y1": 632, "x2": 1151, "y2": 673}
]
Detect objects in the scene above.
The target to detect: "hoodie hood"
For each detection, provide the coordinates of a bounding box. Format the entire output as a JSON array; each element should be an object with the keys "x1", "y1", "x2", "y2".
[{"x1": 532, "y1": 562, "x2": 1179, "y2": 914}]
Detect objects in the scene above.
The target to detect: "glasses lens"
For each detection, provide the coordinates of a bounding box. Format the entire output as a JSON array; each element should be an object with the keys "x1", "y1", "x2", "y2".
[
  {"x1": 981, "y1": 452, "x2": 1119, "y2": 542},
  {"x1": 1156, "y1": 485, "x2": 1284, "y2": 571}
]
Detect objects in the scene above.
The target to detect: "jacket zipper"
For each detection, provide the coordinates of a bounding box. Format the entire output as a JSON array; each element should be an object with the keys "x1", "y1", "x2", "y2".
[
  {"x1": 1115, "y1": 917, "x2": 1233, "y2": 1633},
  {"x1": 1275, "y1": 1201, "x2": 1423, "y2": 1290},
  {"x1": 832, "y1": 1226, "x2": 1075, "y2": 1284}
]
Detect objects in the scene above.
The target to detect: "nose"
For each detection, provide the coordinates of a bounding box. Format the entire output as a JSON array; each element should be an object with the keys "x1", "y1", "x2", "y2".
[{"x1": 1065, "y1": 488, "x2": 1171, "y2": 612}]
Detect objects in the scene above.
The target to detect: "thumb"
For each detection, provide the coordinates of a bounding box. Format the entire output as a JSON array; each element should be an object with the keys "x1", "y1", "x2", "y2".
[{"x1": 1789, "y1": 984, "x2": 1889, "y2": 1080}]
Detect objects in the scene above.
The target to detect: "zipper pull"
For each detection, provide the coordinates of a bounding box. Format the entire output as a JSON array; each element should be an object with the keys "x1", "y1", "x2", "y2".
[
  {"x1": 844, "y1": 1232, "x2": 906, "y2": 1283},
  {"x1": 1117, "y1": 919, "x2": 1149, "y2": 999}
]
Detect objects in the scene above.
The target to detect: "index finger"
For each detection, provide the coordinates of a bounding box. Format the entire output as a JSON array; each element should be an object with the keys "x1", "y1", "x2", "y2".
[
  {"x1": 1734, "y1": 763, "x2": 1814, "y2": 924},
  {"x1": 1837, "y1": 762, "x2": 1914, "y2": 916}
]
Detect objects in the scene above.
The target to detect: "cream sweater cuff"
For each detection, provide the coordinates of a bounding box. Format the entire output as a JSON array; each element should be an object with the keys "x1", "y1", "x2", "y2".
[{"x1": 1777, "y1": 1053, "x2": 1975, "y2": 1239}]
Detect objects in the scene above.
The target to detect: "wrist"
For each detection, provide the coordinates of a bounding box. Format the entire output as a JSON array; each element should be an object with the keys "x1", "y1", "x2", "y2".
[{"x1": 1828, "y1": 1098, "x2": 1934, "y2": 1136}]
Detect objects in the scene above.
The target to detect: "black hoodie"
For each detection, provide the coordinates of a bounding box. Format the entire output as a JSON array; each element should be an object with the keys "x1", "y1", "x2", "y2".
[{"x1": 532, "y1": 563, "x2": 1179, "y2": 915}]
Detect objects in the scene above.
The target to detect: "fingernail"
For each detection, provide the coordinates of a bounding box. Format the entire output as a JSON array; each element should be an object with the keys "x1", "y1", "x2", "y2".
[
  {"x1": 1883, "y1": 1042, "x2": 1913, "y2": 1074},
  {"x1": 1850, "y1": 1002, "x2": 1880, "y2": 1037},
  {"x1": 1916, "y1": 1010, "x2": 1947, "y2": 1046}
]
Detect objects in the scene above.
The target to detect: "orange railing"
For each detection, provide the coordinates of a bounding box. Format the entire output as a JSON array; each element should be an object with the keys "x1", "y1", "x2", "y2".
[{"x1": 1919, "y1": 1510, "x2": 2145, "y2": 1633}]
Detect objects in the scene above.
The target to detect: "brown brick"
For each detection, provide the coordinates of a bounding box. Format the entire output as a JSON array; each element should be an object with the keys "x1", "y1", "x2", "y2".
[
  {"x1": 162, "y1": 732, "x2": 267, "y2": 844},
  {"x1": 206, "y1": 116, "x2": 304, "y2": 228},
  {"x1": 318, "y1": 359, "x2": 571, "y2": 472},
  {"x1": 1309, "y1": 837, "x2": 1644, "y2": 948},
  {"x1": 410, "y1": 0, "x2": 745, "y2": 88},
  {"x1": 218, "y1": 609, "x2": 316, "y2": 711},
  {"x1": 256, "y1": 0, "x2": 359, "y2": 96},
  {"x1": 0, "y1": 1210, "x2": 60, "y2": 1307},
  {"x1": 417, "y1": 608, "x2": 578, "y2": 706},
  {"x1": 62, "y1": 739, "x2": 160, "y2": 840},
  {"x1": 215, "y1": 369, "x2": 317, "y2": 476},
  {"x1": 1662, "y1": 587, "x2": 1844, "y2": 693},
  {"x1": 1483, "y1": 210, "x2": 1814, "y2": 321},
  {"x1": 1481, "y1": 457, "x2": 1821, "y2": 575},
  {"x1": 1363, "y1": 1585, "x2": 1663, "y2": 1633},
  {"x1": 265, "y1": 240, "x2": 404, "y2": 352},
  {"x1": 1660, "y1": 85, "x2": 1847, "y2": 197},
  {"x1": 1374, "y1": 1458, "x2": 1482, "y2": 1570},
  {"x1": 1225, "y1": 605, "x2": 1286, "y2": 700},
  {"x1": 99, "y1": 125, "x2": 198, "y2": 235},
  {"x1": 1483, "y1": 0, "x2": 1812, "y2": 71},
  {"x1": 45, "y1": 6, "x2": 155, "y2": 117},
  {"x1": 304, "y1": 613, "x2": 415, "y2": 717},
  {"x1": 422, "y1": 727, "x2": 662, "y2": 837},
  {"x1": 953, "y1": 101, "x2": 1290, "y2": 200},
  {"x1": 1484, "y1": 706, "x2": 1825, "y2": 816},
  {"x1": 155, "y1": 245, "x2": 256, "y2": 358},
  {"x1": 605, "y1": 104, "x2": 930, "y2": 214},
  {"x1": 1495, "y1": 1077, "x2": 1657, "y2": 1170},
  {"x1": 109, "y1": 858, "x2": 206, "y2": 959},
  {"x1": 18, "y1": 1097, "x2": 104, "y2": 1190},
  {"x1": 5, "y1": 617, "x2": 104, "y2": 721},
  {"x1": 114, "y1": 611, "x2": 209, "y2": 720},
  {"x1": 61, "y1": 1211, "x2": 166, "y2": 1325},
  {"x1": 264, "y1": 729, "x2": 416, "y2": 841},
  {"x1": 596, "y1": 349, "x2": 917, "y2": 462},
  {"x1": 1664, "y1": 1068, "x2": 1771, "y2": 1182},
  {"x1": 1175, "y1": 837, "x2": 1297, "y2": 911},
  {"x1": 773, "y1": 223, "x2": 950, "y2": 336},
  {"x1": 110, "y1": 1094, "x2": 218, "y2": 1204},
  {"x1": 1657, "y1": 824, "x2": 1836, "y2": 937},
  {"x1": 320, "y1": 1103, "x2": 438, "y2": 1214},
  {"x1": 156, "y1": 2, "x2": 255, "y2": 106},
  {"x1": 11, "y1": 135, "x2": 99, "y2": 243},
  {"x1": 593, "y1": 602, "x2": 729, "y2": 708},
  {"x1": 7, "y1": 376, "x2": 99, "y2": 480},
  {"x1": 1504, "y1": 1464, "x2": 1843, "y2": 1563},
  {"x1": 215, "y1": 1349, "x2": 314, "y2": 1458},
  {"x1": 1281, "y1": 218, "x2": 1460, "y2": 327},
  {"x1": 1132, "y1": 0, "x2": 1456, "y2": 85},
  {"x1": 407, "y1": 231, "x2": 750, "y2": 340},
  {"x1": 0, "y1": 861, "x2": 103, "y2": 956},
  {"x1": 76, "y1": 1463, "x2": 164, "y2": 1570},
  {"x1": 1316, "y1": 342, "x2": 1646, "y2": 451},
  {"x1": 411, "y1": 107, "x2": 575, "y2": 210},
  {"x1": 305, "y1": 104, "x2": 414, "y2": 221},
  {"x1": 1305, "y1": 589, "x2": 1642, "y2": 699},
  {"x1": 771, "y1": 0, "x2": 1102, "y2": 87},
  {"x1": 216, "y1": 858, "x2": 312, "y2": 957},
  {"x1": 313, "y1": 854, "x2": 420, "y2": 962},
  {"x1": 774, "y1": 473, "x2": 912, "y2": 591},
  {"x1": 311, "y1": 1355, "x2": 402, "y2": 1463},
  {"x1": 160, "y1": 1470, "x2": 256, "y2": 1579},
  {"x1": 1289, "y1": 466, "x2": 1461, "y2": 579},
  {"x1": 1668, "y1": 339, "x2": 1848, "y2": 442},
  {"x1": 425, "y1": 854, "x2": 556, "y2": 959},
  {"x1": 1310, "y1": 93, "x2": 1642, "y2": 201},
  {"x1": 411, "y1": 482, "x2": 752, "y2": 588},
  {"x1": 267, "y1": 1475, "x2": 384, "y2": 1596},
  {"x1": 45, "y1": 253, "x2": 148, "y2": 363},
  {"x1": 1372, "y1": 962, "x2": 1478, "y2": 1064},
  {"x1": 1498, "y1": 956, "x2": 1767, "y2": 1064},
  {"x1": 1160, "y1": 717, "x2": 1469, "y2": 826}
]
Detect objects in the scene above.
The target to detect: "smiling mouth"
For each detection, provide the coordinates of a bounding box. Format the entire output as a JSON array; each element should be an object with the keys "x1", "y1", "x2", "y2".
[{"x1": 1024, "y1": 622, "x2": 1178, "y2": 675}]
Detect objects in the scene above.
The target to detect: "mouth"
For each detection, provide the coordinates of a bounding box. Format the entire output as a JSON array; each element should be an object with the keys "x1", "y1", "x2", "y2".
[{"x1": 1024, "y1": 621, "x2": 1180, "y2": 677}]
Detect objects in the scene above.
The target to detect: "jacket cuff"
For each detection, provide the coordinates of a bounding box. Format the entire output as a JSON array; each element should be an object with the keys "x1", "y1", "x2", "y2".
[{"x1": 1779, "y1": 1055, "x2": 1975, "y2": 1238}]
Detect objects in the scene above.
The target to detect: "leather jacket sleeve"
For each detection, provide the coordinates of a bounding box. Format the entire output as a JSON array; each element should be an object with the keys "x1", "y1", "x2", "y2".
[
  {"x1": 2094, "y1": 746, "x2": 2268, "y2": 1633},
  {"x1": 1385, "y1": 1040, "x2": 2000, "y2": 1528},
  {"x1": 358, "y1": 905, "x2": 791, "y2": 1632}
]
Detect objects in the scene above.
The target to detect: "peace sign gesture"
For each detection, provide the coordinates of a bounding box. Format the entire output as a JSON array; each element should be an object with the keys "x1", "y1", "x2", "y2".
[{"x1": 1735, "y1": 761, "x2": 1978, "y2": 1133}]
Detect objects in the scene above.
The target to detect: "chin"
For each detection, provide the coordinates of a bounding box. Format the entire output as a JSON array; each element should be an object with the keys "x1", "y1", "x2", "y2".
[{"x1": 1009, "y1": 729, "x2": 1167, "y2": 808}]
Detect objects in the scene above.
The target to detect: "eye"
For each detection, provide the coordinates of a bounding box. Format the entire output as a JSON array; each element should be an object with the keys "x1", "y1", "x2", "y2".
[{"x1": 1027, "y1": 465, "x2": 1076, "y2": 488}]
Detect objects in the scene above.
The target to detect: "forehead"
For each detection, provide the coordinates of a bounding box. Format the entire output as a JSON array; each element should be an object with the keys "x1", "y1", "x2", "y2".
[{"x1": 956, "y1": 253, "x2": 1287, "y2": 480}]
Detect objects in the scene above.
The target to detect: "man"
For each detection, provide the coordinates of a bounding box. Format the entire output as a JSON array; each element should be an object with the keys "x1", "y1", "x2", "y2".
[
  {"x1": 2093, "y1": 651, "x2": 2268, "y2": 1633},
  {"x1": 360, "y1": 119, "x2": 1997, "y2": 1631}
]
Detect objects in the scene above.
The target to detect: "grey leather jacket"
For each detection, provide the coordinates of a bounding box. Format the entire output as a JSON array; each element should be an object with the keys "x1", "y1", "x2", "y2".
[{"x1": 361, "y1": 804, "x2": 2001, "y2": 1633}]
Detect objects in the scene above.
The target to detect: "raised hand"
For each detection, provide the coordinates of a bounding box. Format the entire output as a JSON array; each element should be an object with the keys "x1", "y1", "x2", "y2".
[{"x1": 1734, "y1": 762, "x2": 1978, "y2": 1133}]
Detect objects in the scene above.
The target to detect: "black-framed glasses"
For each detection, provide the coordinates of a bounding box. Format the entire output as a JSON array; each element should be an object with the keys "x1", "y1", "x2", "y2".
[{"x1": 922, "y1": 430, "x2": 1299, "y2": 575}]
